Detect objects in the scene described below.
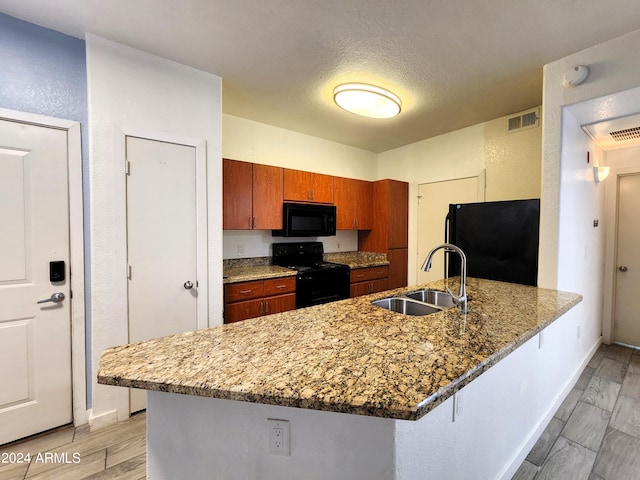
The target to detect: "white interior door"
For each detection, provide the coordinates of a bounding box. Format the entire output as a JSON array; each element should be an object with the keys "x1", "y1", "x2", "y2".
[
  {"x1": 126, "y1": 136, "x2": 200, "y2": 413},
  {"x1": 614, "y1": 173, "x2": 640, "y2": 346},
  {"x1": 0, "y1": 119, "x2": 72, "y2": 445},
  {"x1": 417, "y1": 176, "x2": 483, "y2": 284}
]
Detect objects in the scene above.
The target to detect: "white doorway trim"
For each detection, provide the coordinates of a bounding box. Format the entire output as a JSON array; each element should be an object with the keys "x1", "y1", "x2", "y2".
[
  {"x1": 0, "y1": 107, "x2": 86, "y2": 426},
  {"x1": 112, "y1": 126, "x2": 209, "y2": 420},
  {"x1": 602, "y1": 164, "x2": 640, "y2": 344}
]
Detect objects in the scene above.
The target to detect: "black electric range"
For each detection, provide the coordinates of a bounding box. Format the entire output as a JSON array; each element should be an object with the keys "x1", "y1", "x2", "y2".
[{"x1": 272, "y1": 242, "x2": 350, "y2": 308}]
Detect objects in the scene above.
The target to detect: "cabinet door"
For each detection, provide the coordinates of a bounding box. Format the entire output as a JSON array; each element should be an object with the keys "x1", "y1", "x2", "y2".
[
  {"x1": 223, "y1": 159, "x2": 253, "y2": 229},
  {"x1": 333, "y1": 177, "x2": 355, "y2": 229},
  {"x1": 388, "y1": 181, "x2": 409, "y2": 249},
  {"x1": 350, "y1": 282, "x2": 372, "y2": 298},
  {"x1": 283, "y1": 169, "x2": 311, "y2": 202},
  {"x1": 370, "y1": 278, "x2": 389, "y2": 294},
  {"x1": 353, "y1": 179, "x2": 373, "y2": 230},
  {"x1": 253, "y1": 164, "x2": 283, "y2": 229},
  {"x1": 387, "y1": 248, "x2": 408, "y2": 289},
  {"x1": 309, "y1": 173, "x2": 333, "y2": 203},
  {"x1": 224, "y1": 298, "x2": 264, "y2": 323},
  {"x1": 264, "y1": 293, "x2": 296, "y2": 315}
]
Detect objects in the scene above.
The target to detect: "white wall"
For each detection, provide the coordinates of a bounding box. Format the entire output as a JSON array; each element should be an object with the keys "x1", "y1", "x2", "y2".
[
  {"x1": 539, "y1": 28, "x2": 640, "y2": 290},
  {"x1": 539, "y1": 28, "x2": 640, "y2": 364},
  {"x1": 377, "y1": 111, "x2": 542, "y2": 284},
  {"x1": 86, "y1": 35, "x2": 222, "y2": 427},
  {"x1": 222, "y1": 114, "x2": 377, "y2": 259}
]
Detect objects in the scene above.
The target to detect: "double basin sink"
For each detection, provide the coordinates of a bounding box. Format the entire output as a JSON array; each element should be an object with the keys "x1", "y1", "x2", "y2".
[{"x1": 372, "y1": 289, "x2": 456, "y2": 316}]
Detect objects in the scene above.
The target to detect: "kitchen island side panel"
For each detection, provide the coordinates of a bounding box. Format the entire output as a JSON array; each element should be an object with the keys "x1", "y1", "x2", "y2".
[
  {"x1": 147, "y1": 391, "x2": 396, "y2": 480},
  {"x1": 395, "y1": 304, "x2": 599, "y2": 480}
]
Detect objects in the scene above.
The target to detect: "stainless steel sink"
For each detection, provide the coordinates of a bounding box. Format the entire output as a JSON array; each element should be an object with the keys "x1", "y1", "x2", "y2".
[
  {"x1": 404, "y1": 289, "x2": 456, "y2": 309},
  {"x1": 371, "y1": 297, "x2": 442, "y2": 316}
]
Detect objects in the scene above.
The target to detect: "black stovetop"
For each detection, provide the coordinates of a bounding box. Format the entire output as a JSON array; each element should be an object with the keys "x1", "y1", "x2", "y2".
[{"x1": 272, "y1": 242, "x2": 348, "y2": 272}]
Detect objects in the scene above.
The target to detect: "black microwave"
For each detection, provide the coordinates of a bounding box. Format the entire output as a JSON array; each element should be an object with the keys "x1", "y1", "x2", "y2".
[{"x1": 272, "y1": 203, "x2": 337, "y2": 237}]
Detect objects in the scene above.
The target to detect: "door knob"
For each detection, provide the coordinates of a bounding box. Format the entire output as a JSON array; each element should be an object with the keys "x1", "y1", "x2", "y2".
[
  {"x1": 183, "y1": 281, "x2": 194, "y2": 290},
  {"x1": 619, "y1": 266, "x2": 629, "y2": 272},
  {"x1": 37, "y1": 292, "x2": 65, "y2": 304}
]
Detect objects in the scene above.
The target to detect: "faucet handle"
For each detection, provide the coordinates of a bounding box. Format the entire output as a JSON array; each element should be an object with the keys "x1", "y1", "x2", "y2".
[{"x1": 445, "y1": 285, "x2": 461, "y2": 304}]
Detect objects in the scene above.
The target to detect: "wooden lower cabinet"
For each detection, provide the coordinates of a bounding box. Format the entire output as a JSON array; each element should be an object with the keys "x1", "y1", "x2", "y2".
[
  {"x1": 350, "y1": 265, "x2": 389, "y2": 298},
  {"x1": 387, "y1": 248, "x2": 408, "y2": 289},
  {"x1": 224, "y1": 277, "x2": 296, "y2": 323}
]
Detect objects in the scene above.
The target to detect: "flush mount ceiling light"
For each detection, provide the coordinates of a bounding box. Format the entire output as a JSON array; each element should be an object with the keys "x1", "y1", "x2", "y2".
[{"x1": 333, "y1": 83, "x2": 402, "y2": 119}]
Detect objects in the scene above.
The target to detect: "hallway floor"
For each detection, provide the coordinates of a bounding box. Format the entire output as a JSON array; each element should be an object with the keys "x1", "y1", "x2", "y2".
[
  {"x1": 1, "y1": 344, "x2": 638, "y2": 479},
  {"x1": 513, "y1": 343, "x2": 640, "y2": 480},
  {"x1": 0, "y1": 412, "x2": 145, "y2": 479}
]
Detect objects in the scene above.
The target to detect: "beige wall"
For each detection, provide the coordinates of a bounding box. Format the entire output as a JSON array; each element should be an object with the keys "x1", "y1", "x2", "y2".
[{"x1": 223, "y1": 114, "x2": 377, "y2": 179}]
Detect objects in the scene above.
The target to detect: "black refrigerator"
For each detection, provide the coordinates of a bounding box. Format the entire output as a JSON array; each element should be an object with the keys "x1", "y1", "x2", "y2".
[{"x1": 446, "y1": 199, "x2": 540, "y2": 286}]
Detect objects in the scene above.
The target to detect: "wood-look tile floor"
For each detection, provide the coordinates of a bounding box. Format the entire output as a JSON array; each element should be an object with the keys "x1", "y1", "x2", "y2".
[
  {"x1": 1, "y1": 344, "x2": 638, "y2": 480},
  {"x1": 513, "y1": 343, "x2": 640, "y2": 480},
  {"x1": 0, "y1": 412, "x2": 146, "y2": 480}
]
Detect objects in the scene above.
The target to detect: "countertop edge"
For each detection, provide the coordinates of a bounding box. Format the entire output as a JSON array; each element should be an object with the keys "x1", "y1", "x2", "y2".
[{"x1": 98, "y1": 289, "x2": 582, "y2": 421}]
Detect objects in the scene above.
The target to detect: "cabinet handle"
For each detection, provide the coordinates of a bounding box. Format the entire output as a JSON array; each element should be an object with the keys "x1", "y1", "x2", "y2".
[
  {"x1": 239, "y1": 289, "x2": 253, "y2": 294},
  {"x1": 259, "y1": 301, "x2": 265, "y2": 315},
  {"x1": 248, "y1": 216, "x2": 253, "y2": 228},
  {"x1": 275, "y1": 284, "x2": 287, "y2": 289},
  {"x1": 264, "y1": 301, "x2": 269, "y2": 314}
]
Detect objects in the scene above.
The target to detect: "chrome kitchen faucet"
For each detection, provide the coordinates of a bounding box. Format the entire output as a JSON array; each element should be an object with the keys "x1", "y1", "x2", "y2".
[{"x1": 422, "y1": 243, "x2": 468, "y2": 313}]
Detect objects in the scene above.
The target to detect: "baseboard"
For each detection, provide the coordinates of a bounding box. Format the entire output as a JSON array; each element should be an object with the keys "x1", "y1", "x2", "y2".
[
  {"x1": 88, "y1": 408, "x2": 118, "y2": 432},
  {"x1": 499, "y1": 336, "x2": 602, "y2": 480}
]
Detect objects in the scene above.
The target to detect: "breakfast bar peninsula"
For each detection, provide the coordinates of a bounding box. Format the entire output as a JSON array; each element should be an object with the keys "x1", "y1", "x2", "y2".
[{"x1": 98, "y1": 278, "x2": 588, "y2": 480}]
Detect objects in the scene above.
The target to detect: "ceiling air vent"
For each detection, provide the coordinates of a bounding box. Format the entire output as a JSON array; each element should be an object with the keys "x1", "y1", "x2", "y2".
[
  {"x1": 507, "y1": 108, "x2": 539, "y2": 133},
  {"x1": 610, "y1": 126, "x2": 640, "y2": 142},
  {"x1": 582, "y1": 113, "x2": 640, "y2": 150}
]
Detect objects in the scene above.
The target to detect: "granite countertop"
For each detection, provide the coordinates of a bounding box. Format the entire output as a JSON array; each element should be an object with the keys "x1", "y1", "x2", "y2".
[
  {"x1": 98, "y1": 278, "x2": 581, "y2": 421},
  {"x1": 324, "y1": 251, "x2": 389, "y2": 269},
  {"x1": 223, "y1": 265, "x2": 296, "y2": 284}
]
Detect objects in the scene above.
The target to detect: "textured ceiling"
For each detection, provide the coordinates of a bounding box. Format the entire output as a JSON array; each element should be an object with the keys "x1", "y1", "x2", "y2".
[{"x1": 3, "y1": 0, "x2": 640, "y2": 152}]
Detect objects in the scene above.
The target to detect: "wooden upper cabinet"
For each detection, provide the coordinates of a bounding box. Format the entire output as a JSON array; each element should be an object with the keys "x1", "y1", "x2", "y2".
[
  {"x1": 223, "y1": 159, "x2": 253, "y2": 229},
  {"x1": 283, "y1": 169, "x2": 333, "y2": 204},
  {"x1": 222, "y1": 159, "x2": 283, "y2": 230},
  {"x1": 252, "y1": 164, "x2": 283, "y2": 229},
  {"x1": 334, "y1": 177, "x2": 373, "y2": 230}
]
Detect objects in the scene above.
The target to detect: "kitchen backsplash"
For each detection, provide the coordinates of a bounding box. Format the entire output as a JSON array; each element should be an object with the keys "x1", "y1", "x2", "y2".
[{"x1": 222, "y1": 230, "x2": 358, "y2": 260}]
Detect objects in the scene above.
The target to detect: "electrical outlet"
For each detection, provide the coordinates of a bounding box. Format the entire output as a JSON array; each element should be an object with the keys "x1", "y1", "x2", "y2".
[
  {"x1": 237, "y1": 244, "x2": 245, "y2": 256},
  {"x1": 267, "y1": 418, "x2": 290, "y2": 456},
  {"x1": 577, "y1": 324, "x2": 581, "y2": 339}
]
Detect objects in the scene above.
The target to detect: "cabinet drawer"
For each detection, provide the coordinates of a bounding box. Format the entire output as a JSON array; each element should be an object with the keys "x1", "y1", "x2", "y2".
[
  {"x1": 225, "y1": 280, "x2": 264, "y2": 303},
  {"x1": 263, "y1": 276, "x2": 296, "y2": 296},
  {"x1": 349, "y1": 266, "x2": 389, "y2": 283}
]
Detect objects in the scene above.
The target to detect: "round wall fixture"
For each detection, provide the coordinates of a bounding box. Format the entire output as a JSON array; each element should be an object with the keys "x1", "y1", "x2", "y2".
[
  {"x1": 333, "y1": 83, "x2": 402, "y2": 118},
  {"x1": 562, "y1": 65, "x2": 589, "y2": 88}
]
